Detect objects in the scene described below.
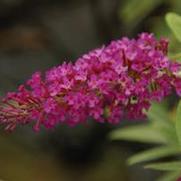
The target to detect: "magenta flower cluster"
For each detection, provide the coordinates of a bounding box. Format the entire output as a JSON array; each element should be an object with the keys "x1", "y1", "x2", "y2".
[{"x1": 1, "y1": 33, "x2": 181, "y2": 131}]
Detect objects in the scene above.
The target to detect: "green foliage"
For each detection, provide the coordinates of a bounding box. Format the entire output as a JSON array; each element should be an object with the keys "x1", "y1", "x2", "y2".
[
  {"x1": 120, "y1": 0, "x2": 162, "y2": 25},
  {"x1": 169, "y1": 53, "x2": 181, "y2": 61},
  {"x1": 157, "y1": 171, "x2": 181, "y2": 181},
  {"x1": 110, "y1": 102, "x2": 181, "y2": 181},
  {"x1": 166, "y1": 13, "x2": 181, "y2": 42},
  {"x1": 176, "y1": 101, "x2": 181, "y2": 145},
  {"x1": 127, "y1": 146, "x2": 181, "y2": 165},
  {"x1": 110, "y1": 12, "x2": 181, "y2": 180},
  {"x1": 110, "y1": 125, "x2": 168, "y2": 144},
  {"x1": 145, "y1": 161, "x2": 181, "y2": 171}
]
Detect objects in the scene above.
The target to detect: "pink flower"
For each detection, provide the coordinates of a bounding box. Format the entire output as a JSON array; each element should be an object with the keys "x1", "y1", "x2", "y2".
[{"x1": 0, "y1": 32, "x2": 181, "y2": 131}]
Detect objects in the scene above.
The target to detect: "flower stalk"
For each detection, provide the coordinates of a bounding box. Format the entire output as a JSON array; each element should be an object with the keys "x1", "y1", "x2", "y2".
[{"x1": 0, "y1": 33, "x2": 181, "y2": 131}]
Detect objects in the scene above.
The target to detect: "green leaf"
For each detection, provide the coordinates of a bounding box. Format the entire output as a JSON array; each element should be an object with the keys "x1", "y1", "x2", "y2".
[
  {"x1": 169, "y1": 52, "x2": 181, "y2": 61},
  {"x1": 148, "y1": 103, "x2": 170, "y2": 123},
  {"x1": 128, "y1": 146, "x2": 181, "y2": 165},
  {"x1": 145, "y1": 161, "x2": 181, "y2": 171},
  {"x1": 157, "y1": 171, "x2": 181, "y2": 181},
  {"x1": 151, "y1": 121, "x2": 178, "y2": 145},
  {"x1": 147, "y1": 103, "x2": 178, "y2": 144},
  {"x1": 121, "y1": 0, "x2": 162, "y2": 24},
  {"x1": 166, "y1": 12, "x2": 181, "y2": 42},
  {"x1": 176, "y1": 101, "x2": 181, "y2": 145},
  {"x1": 110, "y1": 125, "x2": 167, "y2": 144}
]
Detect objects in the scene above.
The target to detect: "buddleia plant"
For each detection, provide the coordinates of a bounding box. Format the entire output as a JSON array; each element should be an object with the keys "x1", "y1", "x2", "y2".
[{"x1": 110, "y1": 12, "x2": 181, "y2": 181}]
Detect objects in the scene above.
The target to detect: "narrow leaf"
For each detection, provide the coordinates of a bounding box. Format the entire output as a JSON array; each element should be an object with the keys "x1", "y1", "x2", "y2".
[
  {"x1": 128, "y1": 146, "x2": 181, "y2": 165},
  {"x1": 157, "y1": 171, "x2": 181, "y2": 181},
  {"x1": 110, "y1": 125, "x2": 167, "y2": 144},
  {"x1": 176, "y1": 101, "x2": 181, "y2": 145},
  {"x1": 148, "y1": 103, "x2": 170, "y2": 123},
  {"x1": 145, "y1": 161, "x2": 181, "y2": 171},
  {"x1": 148, "y1": 104, "x2": 178, "y2": 144},
  {"x1": 166, "y1": 12, "x2": 181, "y2": 42}
]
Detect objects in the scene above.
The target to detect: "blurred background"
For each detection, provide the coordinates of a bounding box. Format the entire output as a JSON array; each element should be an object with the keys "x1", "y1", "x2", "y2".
[{"x1": 0, "y1": 0, "x2": 181, "y2": 180}]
